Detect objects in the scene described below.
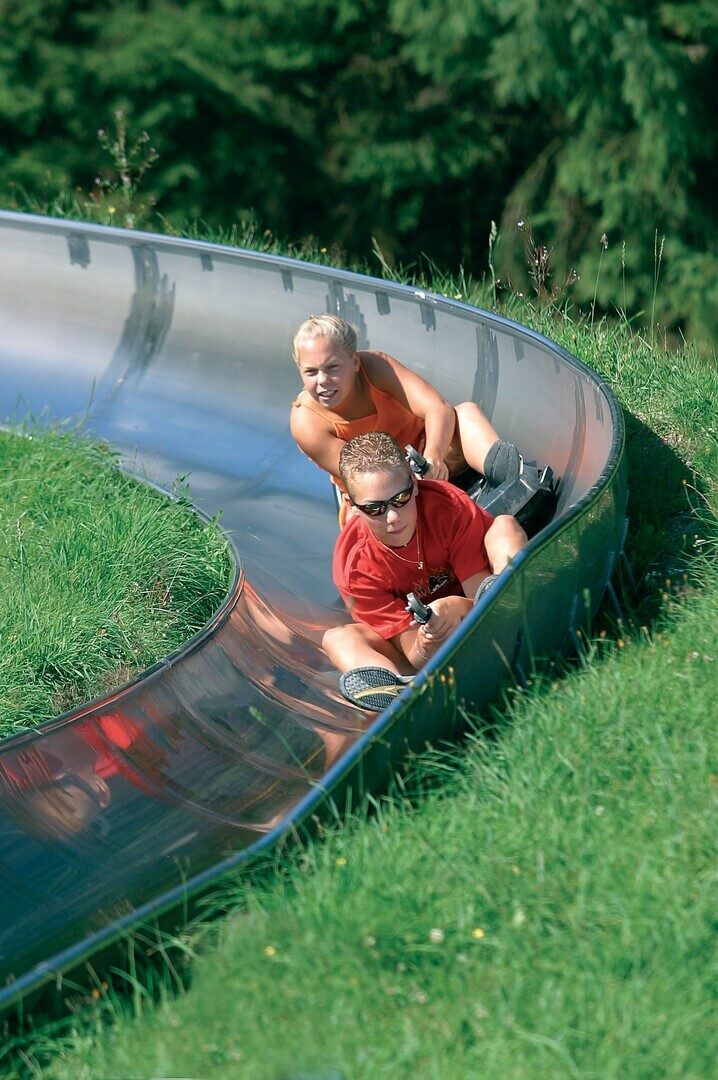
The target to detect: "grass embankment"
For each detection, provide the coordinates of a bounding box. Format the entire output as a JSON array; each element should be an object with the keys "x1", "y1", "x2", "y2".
[
  {"x1": 5, "y1": 242, "x2": 718, "y2": 1078},
  {"x1": 0, "y1": 425, "x2": 232, "y2": 740}
]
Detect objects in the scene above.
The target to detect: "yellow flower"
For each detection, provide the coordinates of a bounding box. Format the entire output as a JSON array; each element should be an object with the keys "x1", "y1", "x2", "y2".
[
  {"x1": 264, "y1": 945, "x2": 277, "y2": 957},
  {"x1": 471, "y1": 927, "x2": 485, "y2": 939},
  {"x1": 335, "y1": 856, "x2": 347, "y2": 867}
]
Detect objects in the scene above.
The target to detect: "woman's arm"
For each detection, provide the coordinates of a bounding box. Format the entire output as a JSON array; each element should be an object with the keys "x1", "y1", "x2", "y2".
[
  {"x1": 363, "y1": 350, "x2": 456, "y2": 480},
  {"x1": 289, "y1": 403, "x2": 344, "y2": 480}
]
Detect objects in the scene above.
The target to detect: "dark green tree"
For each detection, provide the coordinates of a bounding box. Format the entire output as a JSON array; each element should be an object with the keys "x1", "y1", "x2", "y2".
[{"x1": 0, "y1": 0, "x2": 715, "y2": 342}]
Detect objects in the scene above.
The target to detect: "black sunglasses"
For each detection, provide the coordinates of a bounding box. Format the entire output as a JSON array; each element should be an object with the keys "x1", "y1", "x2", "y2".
[{"x1": 351, "y1": 481, "x2": 414, "y2": 518}]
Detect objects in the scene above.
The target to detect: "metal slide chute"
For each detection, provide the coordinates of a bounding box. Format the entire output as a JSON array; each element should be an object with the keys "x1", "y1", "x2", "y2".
[{"x1": 0, "y1": 212, "x2": 625, "y2": 1009}]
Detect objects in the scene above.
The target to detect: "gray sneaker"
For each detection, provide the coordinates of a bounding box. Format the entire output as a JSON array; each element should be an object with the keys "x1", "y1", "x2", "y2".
[{"x1": 339, "y1": 667, "x2": 414, "y2": 711}]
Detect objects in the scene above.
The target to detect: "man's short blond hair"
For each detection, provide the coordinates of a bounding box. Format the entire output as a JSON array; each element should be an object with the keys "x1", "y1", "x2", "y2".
[
  {"x1": 339, "y1": 432, "x2": 409, "y2": 496},
  {"x1": 292, "y1": 314, "x2": 357, "y2": 362}
]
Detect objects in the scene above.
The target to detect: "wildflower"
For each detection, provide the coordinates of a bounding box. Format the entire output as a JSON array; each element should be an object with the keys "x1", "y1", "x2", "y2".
[
  {"x1": 429, "y1": 927, "x2": 445, "y2": 944},
  {"x1": 335, "y1": 856, "x2": 347, "y2": 867},
  {"x1": 471, "y1": 927, "x2": 485, "y2": 939},
  {"x1": 363, "y1": 934, "x2": 376, "y2": 948},
  {"x1": 264, "y1": 945, "x2": 277, "y2": 957},
  {"x1": 517, "y1": 220, "x2": 525, "y2": 229},
  {"x1": 601, "y1": 233, "x2": 609, "y2": 249}
]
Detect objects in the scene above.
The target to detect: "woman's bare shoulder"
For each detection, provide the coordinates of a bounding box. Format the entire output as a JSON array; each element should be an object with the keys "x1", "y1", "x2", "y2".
[
  {"x1": 290, "y1": 393, "x2": 332, "y2": 441},
  {"x1": 360, "y1": 348, "x2": 406, "y2": 388}
]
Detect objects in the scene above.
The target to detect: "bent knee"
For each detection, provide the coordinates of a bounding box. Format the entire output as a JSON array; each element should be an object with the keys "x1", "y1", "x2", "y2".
[
  {"x1": 490, "y1": 514, "x2": 527, "y2": 543},
  {"x1": 322, "y1": 624, "x2": 351, "y2": 653}
]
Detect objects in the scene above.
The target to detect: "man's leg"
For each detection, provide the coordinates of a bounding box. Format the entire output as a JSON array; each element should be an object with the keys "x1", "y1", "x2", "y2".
[
  {"x1": 324, "y1": 623, "x2": 416, "y2": 710},
  {"x1": 484, "y1": 514, "x2": 527, "y2": 574},
  {"x1": 322, "y1": 622, "x2": 415, "y2": 676}
]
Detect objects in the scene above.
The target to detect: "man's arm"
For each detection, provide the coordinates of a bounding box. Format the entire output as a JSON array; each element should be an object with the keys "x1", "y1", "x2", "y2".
[
  {"x1": 393, "y1": 594, "x2": 473, "y2": 670},
  {"x1": 461, "y1": 570, "x2": 491, "y2": 598}
]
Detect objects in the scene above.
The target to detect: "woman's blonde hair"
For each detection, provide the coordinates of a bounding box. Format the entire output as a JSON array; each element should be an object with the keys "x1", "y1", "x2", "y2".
[{"x1": 292, "y1": 314, "x2": 357, "y2": 362}]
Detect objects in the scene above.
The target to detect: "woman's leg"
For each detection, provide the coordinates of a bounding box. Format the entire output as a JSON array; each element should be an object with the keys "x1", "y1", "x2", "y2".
[
  {"x1": 447, "y1": 402, "x2": 500, "y2": 476},
  {"x1": 449, "y1": 402, "x2": 522, "y2": 485}
]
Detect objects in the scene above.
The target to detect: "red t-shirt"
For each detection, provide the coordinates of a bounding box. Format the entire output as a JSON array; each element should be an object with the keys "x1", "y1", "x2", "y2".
[{"x1": 333, "y1": 480, "x2": 493, "y2": 640}]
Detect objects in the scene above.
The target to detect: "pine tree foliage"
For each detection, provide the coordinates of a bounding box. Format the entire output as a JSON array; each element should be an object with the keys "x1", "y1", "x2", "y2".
[{"x1": 0, "y1": 0, "x2": 716, "y2": 342}]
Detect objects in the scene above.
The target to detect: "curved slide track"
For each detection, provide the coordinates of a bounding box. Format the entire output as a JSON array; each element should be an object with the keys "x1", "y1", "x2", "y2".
[{"x1": 0, "y1": 211, "x2": 626, "y2": 1011}]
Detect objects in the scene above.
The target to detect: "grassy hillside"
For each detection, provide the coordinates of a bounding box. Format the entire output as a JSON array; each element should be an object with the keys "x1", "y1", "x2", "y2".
[
  {"x1": 0, "y1": 425, "x2": 232, "y2": 739},
  {"x1": 2, "y1": 223, "x2": 717, "y2": 1079}
]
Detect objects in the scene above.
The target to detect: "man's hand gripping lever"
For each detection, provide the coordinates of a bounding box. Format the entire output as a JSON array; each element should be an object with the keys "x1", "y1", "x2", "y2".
[{"x1": 406, "y1": 591, "x2": 432, "y2": 625}]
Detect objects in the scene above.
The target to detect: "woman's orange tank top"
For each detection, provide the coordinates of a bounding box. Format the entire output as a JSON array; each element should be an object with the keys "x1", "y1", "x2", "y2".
[{"x1": 293, "y1": 364, "x2": 425, "y2": 489}]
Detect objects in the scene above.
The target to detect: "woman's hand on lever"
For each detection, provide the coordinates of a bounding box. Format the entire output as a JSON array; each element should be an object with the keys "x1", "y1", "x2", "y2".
[
  {"x1": 405, "y1": 443, "x2": 449, "y2": 482},
  {"x1": 421, "y1": 454, "x2": 450, "y2": 482}
]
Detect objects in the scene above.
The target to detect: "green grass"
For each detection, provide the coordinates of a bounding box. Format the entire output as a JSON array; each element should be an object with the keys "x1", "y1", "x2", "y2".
[
  {"x1": 1, "y1": 209, "x2": 717, "y2": 1079},
  {"x1": 0, "y1": 423, "x2": 233, "y2": 739},
  {"x1": 19, "y1": 576, "x2": 717, "y2": 1079}
]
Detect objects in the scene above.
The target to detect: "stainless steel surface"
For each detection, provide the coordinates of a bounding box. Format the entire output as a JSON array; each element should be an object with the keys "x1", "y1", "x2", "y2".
[{"x1": 0, "y1": 211, "x2": 626, "y2": 1008}]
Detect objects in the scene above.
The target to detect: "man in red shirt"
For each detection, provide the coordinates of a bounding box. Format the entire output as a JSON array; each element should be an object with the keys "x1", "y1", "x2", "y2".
[{"x1": 324, "y1": 432, "x2": 527, "y2": 709}]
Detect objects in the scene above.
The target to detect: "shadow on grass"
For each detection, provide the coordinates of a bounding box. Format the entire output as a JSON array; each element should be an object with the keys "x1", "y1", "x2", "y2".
[{"x1": 619, "y1": 407, "x2": 715, "y2": 624}]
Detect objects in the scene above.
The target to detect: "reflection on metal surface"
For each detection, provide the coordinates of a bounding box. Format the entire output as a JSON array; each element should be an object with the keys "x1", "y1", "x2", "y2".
[{"x1": 0, "y1": 211, "x2": 625, "y2": 1009}]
